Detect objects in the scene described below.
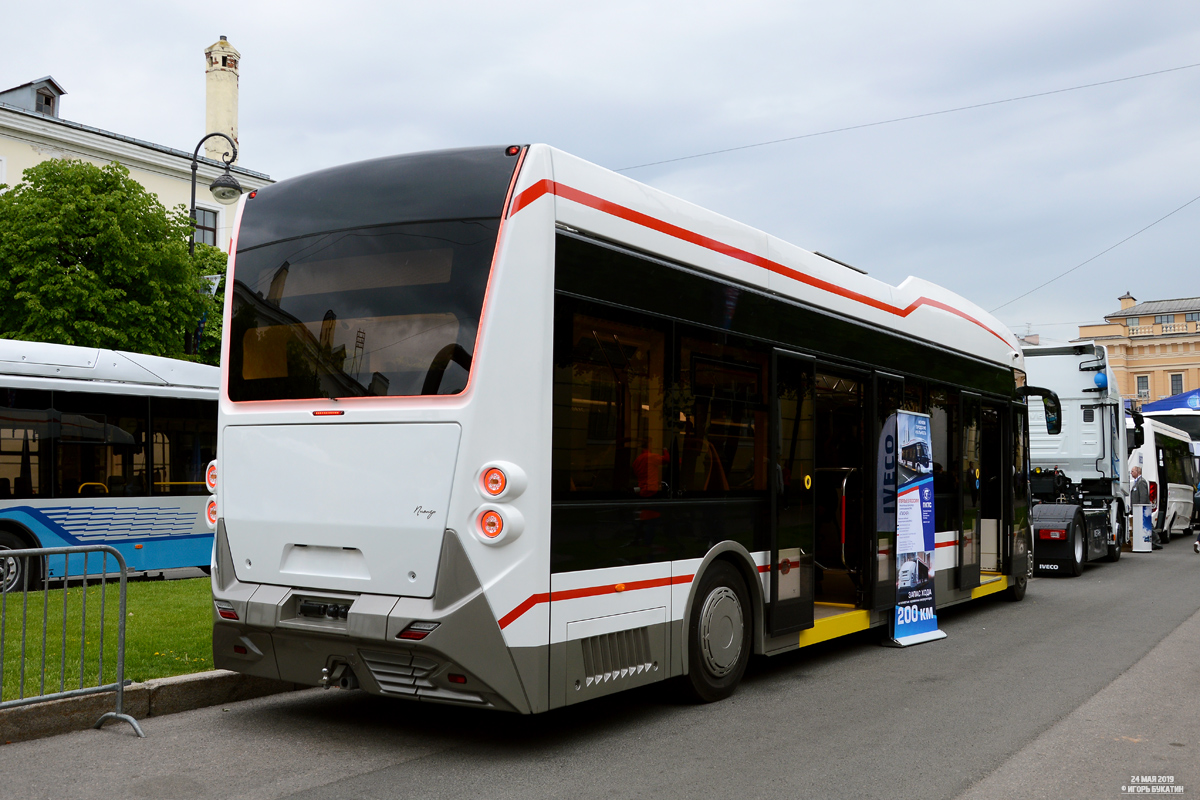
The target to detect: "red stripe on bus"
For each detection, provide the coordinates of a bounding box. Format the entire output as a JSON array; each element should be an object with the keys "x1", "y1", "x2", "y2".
[
  {"x1": 498, "y1": 573, "x2": 695, "y2": 629},
  {"x1": 509, "y1": 180, "x2": 1014, "y2": 351},
  {"x1": 935, "y1": 540, "x2": 957, "y2": 548}
]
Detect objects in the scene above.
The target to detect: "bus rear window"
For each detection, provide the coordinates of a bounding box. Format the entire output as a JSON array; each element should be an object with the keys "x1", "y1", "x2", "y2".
[{"x1": 228, "y1": 219, "x2": 498, "y2": 400}]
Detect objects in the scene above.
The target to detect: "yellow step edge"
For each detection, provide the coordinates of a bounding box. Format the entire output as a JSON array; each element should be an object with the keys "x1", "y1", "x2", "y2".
[
  {"x1": 970, "y1": 576, "x2": 1011, "y2": 600},
  {"x1": 797, "y1": 609, "x2": 872, "y2": 649}
]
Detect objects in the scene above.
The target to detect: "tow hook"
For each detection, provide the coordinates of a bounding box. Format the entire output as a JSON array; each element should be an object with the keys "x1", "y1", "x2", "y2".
[{"x1": 320, "y1": 662, "x2": 359, "y2": 690}]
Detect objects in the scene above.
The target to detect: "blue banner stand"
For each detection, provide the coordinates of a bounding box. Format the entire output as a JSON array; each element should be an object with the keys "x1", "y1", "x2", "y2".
[{"x1": 884, "y1": 411, "x2": 947, "y2": 648}]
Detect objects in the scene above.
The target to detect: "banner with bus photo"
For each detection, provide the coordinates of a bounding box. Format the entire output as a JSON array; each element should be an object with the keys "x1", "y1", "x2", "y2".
[{"x1": 889, "y1": 410, "x2": 947, "y2": 647}]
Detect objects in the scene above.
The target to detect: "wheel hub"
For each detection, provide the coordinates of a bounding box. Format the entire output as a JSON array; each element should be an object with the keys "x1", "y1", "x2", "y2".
[{"x1": 700, "y1": 586, "x2": 744, "y2": 677}]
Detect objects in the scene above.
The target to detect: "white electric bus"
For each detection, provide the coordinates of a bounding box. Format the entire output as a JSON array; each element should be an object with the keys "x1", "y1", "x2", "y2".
[
  {"x1": 0, "y1": 338, "x2": 218, "y2": 591},
  {"x1": 211, "y1": 145, "x2": 1041, "y2": 712}
]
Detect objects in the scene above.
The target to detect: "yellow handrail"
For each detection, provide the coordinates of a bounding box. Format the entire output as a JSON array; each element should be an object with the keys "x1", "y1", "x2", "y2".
[{"x1": 77, "y1": 482, "x2": 109, "y2": 494}]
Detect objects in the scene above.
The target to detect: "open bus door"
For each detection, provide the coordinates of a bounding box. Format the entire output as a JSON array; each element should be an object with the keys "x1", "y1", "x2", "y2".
[{"x1": 769, "y1": 350, "x2": 815, "y2": 635}]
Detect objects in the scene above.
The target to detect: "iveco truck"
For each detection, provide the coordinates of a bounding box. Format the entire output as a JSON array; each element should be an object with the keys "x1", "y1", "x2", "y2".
[{"x1": 1024, "y1": 342, "x2": 1135, "y2": 576}]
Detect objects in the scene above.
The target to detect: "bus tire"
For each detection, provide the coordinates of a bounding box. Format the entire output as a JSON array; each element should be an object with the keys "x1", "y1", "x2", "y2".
[
  {"x1": 1065, "y1": 520, "x2": 1084, "y2": 577},
  {"x1": 1005, "y1": 572, "x2": 1027, "y2": 601},
  {"x1": 0, "y1": 529, "x2": 43, "y2": 593},
  {"x1": 684, "y1": 560, "x2": 751, "y2": 703}
]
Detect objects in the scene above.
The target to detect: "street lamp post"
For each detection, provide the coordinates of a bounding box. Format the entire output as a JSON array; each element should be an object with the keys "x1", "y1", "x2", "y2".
[
  {"x1": 187, "y1": 133, "x2": 244, "y2": 353},
  {"x1": 189, "y1": 132, "x2": 244, "y2": 257}
]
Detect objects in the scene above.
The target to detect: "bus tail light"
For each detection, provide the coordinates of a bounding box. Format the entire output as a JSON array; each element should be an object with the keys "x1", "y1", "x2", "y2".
[
  {"x1": 205, "y1": 460, "x2": 218, "y2": 493},
  {"x1": 205, "y1": 498, "x2": 218, "y2": 529},
  {"x1": 480, "y1": 510, "x2": 504, "y2": 538},
  {"x1": 475, "y1": 461, "x2": 527, "y2": 500},
  {"x1": 398, "y1": 621, "x2": 440, "y2": 640},
  {"x1": 483, "y1": 468, "x2": 507, "y2": 496},
  {"x1": 215, "y1": 601, "x2": 239, "y2": 621},
  {"x1": 1149, "y1": 481, "x2": 1157, "y2": 506},
  {"x1": 1038, "y1": 528, "x2": 1066, "y2": 541}
]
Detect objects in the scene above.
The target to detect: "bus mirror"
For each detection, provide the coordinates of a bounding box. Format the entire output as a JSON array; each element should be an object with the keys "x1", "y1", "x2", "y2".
[
  {"x1": 1017, "y1": 385, "x2": 1061, "y2": 435},
  {"x1": 1041, "y1": 395, "x2": 1061, "y2": 436},
  {"x1": 1131, "y1": 410, "x2": 1145, "y2": 449}
]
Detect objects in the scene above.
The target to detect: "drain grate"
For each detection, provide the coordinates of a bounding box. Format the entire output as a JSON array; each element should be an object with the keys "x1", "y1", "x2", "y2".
[{"x1": 580, "y1": 627, "x2": 654, "y2": 687}]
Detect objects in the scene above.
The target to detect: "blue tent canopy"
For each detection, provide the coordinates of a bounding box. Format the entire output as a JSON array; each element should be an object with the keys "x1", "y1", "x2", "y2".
[{"x1": 1141, "y1": 388, "x2": 1200, "y2": 412}]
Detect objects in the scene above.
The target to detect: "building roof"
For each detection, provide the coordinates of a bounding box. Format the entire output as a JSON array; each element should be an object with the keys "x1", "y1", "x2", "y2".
[
  {"x1": 0, "y1": 98, "x2": 269, "y2": 180},
  {"x1": 1105, "y1": 297, "x2": 1200, "y2": 319},
  {"x1": 0, "y1": 76, "x2": 67, "y2": 98}
]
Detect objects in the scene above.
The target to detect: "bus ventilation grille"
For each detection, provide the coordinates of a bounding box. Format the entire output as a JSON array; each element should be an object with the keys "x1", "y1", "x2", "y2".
[
  {"x1": 581, "y1": 627, "x2": 653, "y2": 687},
  {"x1": 359, "y1": 649, "x2": 438, "y2": 694}
]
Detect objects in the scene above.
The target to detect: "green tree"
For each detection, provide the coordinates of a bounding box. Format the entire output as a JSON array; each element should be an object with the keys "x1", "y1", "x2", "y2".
[
  {"x1": 190, "y1": 242, "x2": 228, "y2": 366},
  {"x1": 0, "y1": 158, "x2": 218, "y2": 362}
]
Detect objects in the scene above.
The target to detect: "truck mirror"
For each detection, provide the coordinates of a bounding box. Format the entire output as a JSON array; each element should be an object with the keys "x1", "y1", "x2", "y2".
[{"x1": 1042, "y1": 395, "x2": 1061, "y2": 436}]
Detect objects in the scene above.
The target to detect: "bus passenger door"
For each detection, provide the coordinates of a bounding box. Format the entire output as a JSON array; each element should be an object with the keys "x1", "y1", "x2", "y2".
[
  {"x1": 958, "y1": 394, "x2": 982, "y2": 590},
  {"x1": 769, "y1": 350, "x2": 815, "y2": 635}
]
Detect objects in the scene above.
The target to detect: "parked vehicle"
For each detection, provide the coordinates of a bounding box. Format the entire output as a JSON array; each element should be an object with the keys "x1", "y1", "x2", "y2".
[
  {"x1": 1127, "y1": 417, "x2": 1197, "y2": 541},
  {"x1": 0, "y1": 338, "x2": 217, "y2": 592},
  {"x1": 1024, "y1": 342, "x2": 1130, "y2": 576},
  {"x1": 211, "y1": 144, "x2": 1044, "y2": 712}
]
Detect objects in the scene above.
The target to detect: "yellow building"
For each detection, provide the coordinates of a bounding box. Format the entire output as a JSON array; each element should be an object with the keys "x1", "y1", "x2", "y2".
[
  {"x1": 1076, "y1": 293, "x2": 1200, "y2": 409},
  {"x1": 0, "y1": 37, "x2": 271, "y2": 252}
]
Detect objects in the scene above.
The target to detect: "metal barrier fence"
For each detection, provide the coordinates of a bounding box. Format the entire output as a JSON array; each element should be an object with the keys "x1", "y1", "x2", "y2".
[{"x1": 0, "y1": 545, "x2": 144, "y2": 737}]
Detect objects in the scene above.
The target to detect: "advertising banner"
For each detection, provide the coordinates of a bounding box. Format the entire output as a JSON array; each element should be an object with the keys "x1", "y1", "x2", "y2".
[{"x1": 889, "y1": 410, "x2": 947, "y2": 647}]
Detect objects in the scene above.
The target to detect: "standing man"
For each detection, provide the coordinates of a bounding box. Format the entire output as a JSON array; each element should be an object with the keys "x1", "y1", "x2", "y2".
[{"x1": 1130, "y1": 466, "x2": 1160, "y2": 549}]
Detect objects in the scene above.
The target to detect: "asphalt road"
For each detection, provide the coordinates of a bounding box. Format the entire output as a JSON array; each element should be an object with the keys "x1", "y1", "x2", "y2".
[{"x1": 4, "y1": 538, "x2": 1200, "y2": 800}]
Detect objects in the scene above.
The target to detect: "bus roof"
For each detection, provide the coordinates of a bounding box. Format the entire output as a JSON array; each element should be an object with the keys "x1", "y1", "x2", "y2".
[
  {"x1": 0, "y1": 338, "x2": 218, "y2": 394},
  {"x1": 529, "y1": 145, "x2": 1024, "y2": 372}
]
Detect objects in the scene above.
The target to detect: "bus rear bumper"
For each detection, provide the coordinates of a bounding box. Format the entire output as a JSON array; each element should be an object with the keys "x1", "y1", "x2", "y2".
[{"x1": 211, "y1": 521, "x2": 536, "y2": 713}]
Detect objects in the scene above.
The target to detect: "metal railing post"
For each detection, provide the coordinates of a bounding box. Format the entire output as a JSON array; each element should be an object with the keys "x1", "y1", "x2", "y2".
[{"x1": 0, "y1": 545, "x2": 145, "y2": 738}]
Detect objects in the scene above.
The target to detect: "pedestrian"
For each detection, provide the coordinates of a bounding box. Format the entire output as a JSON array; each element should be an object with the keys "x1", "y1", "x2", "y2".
[{"x1": 1130, "y1": 466, "x2": 1161, "y2": 550}]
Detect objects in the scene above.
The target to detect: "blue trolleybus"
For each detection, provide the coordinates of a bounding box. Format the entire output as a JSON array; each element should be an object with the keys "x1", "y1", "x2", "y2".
[{"x1": 0, "y1": 338, "x2": 218, "y2": 591}]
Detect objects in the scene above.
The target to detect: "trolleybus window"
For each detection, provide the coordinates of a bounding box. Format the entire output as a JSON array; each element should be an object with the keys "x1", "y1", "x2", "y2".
[
  {"x1": 1, "y1": 390, "x2": 52, "y2": 499},
  {"x1": 229, "y1": 219, "x2": 499, "y2": 400},
  {"x1": 54, "y1": 393, "x2": 148, "y2": 497},
  {"x1": 151, "y1": 398, "x2": 218, "y2": 495}
]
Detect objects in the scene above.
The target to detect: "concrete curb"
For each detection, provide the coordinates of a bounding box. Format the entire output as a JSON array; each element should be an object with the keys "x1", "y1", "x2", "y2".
[{"x1": 0, "y1": 670, "x2": 301, "y2": 744}]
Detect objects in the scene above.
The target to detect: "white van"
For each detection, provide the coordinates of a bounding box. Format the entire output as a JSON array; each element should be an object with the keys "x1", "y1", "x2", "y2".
[{"x1": 1127, "y1": 417, "x2": 1197, "y2": 540}]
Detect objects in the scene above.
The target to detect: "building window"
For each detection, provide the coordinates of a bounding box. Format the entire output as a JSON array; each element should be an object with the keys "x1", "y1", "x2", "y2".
[
  {"x1": 194, "y1": 208, "x2": 217, "y2": 246},
  {"x1": 1137, "y1": 375, "x2": 1150, "y2": 398},
  {"x1": 1171, "y1": 374, "x2": 1184, "y2": 396},
  {"x1": 35, "y1": 91, "x2": 54, "y2": 115},
  {"x1": 1155, "y1": 314, "x2": 1175, "y2": 325},
  {"x1": 1127, "y1": 318, "x2": 1139, "y2": 327},
  {"x1": 1186, "y1": 312, "x2": 1200, "y2": 322}
]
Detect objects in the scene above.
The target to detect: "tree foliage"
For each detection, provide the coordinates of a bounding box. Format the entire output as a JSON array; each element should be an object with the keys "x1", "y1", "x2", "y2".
[{"x1": 0, "y1": 159, "x2": 223, "y2": 364}]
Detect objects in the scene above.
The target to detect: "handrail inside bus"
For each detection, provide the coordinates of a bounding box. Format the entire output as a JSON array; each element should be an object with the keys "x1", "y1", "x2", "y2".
[
  {"x1": 814, "y1": 467, "x2": 858, "y2": 573},
  {"x1": 77, "y1": 482, "x2": 109, "y2": 494}
]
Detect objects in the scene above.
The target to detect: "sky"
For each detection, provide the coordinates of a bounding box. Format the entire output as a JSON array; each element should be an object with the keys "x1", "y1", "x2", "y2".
[{"x1": 4, "y1": 1, "x2": 1198, "y2": 342}]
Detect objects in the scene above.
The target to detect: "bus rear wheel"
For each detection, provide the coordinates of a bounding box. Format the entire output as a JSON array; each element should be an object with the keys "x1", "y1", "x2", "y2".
[
  {"x1": 0, "y1": 530, "x2": 43, "y2": 593},
  {"x1": 684, "y1": 561, "x2": 751, "y2": 703}
]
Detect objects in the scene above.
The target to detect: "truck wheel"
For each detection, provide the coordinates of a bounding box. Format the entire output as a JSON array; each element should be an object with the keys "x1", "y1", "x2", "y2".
[
  {"x1": 683, "y1": 560, "x2": 751, "y2": 703},
  {"x1": 1066, "y1": 521, "x2": 1084, "y2": 577},
  {"x1": 0, "y1": 530, "x2": 43, "y2": 593}
]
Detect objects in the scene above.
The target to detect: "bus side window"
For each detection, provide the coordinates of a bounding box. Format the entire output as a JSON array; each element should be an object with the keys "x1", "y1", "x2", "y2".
[
  {"x1": 0, "y1": 389, "x2": 54, "y2": 499},
  {"x1": 151, "y1": 398, "x2": 218, "y2": 495},
  {"x1": 928, "y1": 385, "x2": 960, "y2": 534},
  {"x1": 54, "y1": 392, "x2": 149, "y2": 497},
  {"x1": 552, "y1": 303, "x2": 667, "y2": 499}
]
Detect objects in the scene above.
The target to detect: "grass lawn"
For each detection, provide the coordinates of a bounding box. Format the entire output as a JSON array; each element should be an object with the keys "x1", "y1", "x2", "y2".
[{"x1": 1, "y1": 577, "x2": 214, "y2": 703}]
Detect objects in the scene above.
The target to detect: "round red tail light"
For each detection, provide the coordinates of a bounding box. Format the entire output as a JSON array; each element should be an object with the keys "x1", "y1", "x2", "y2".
[
  {"x1": 479, "y1": 510, "x2": 504, "y2": 538},
  {"x1": 205, "y1": 497, "x2": 219, "y2": 528},
  {"x1": 205, "y1": 460, "x2": 218, "y2": 493},
  {"x1": 483, "y1": 468, "x2": 507, "y2": 496}
]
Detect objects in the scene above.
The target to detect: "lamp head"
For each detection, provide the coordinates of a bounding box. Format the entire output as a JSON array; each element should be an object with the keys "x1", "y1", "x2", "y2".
[{"x1": 209, "y1": 169, "x2": 243, "y2": 205}]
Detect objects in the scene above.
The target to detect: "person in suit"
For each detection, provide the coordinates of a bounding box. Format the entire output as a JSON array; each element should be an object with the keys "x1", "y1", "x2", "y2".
[{"x1": 1130, "y1": 466, "x2": 1161, "y2": 549}]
